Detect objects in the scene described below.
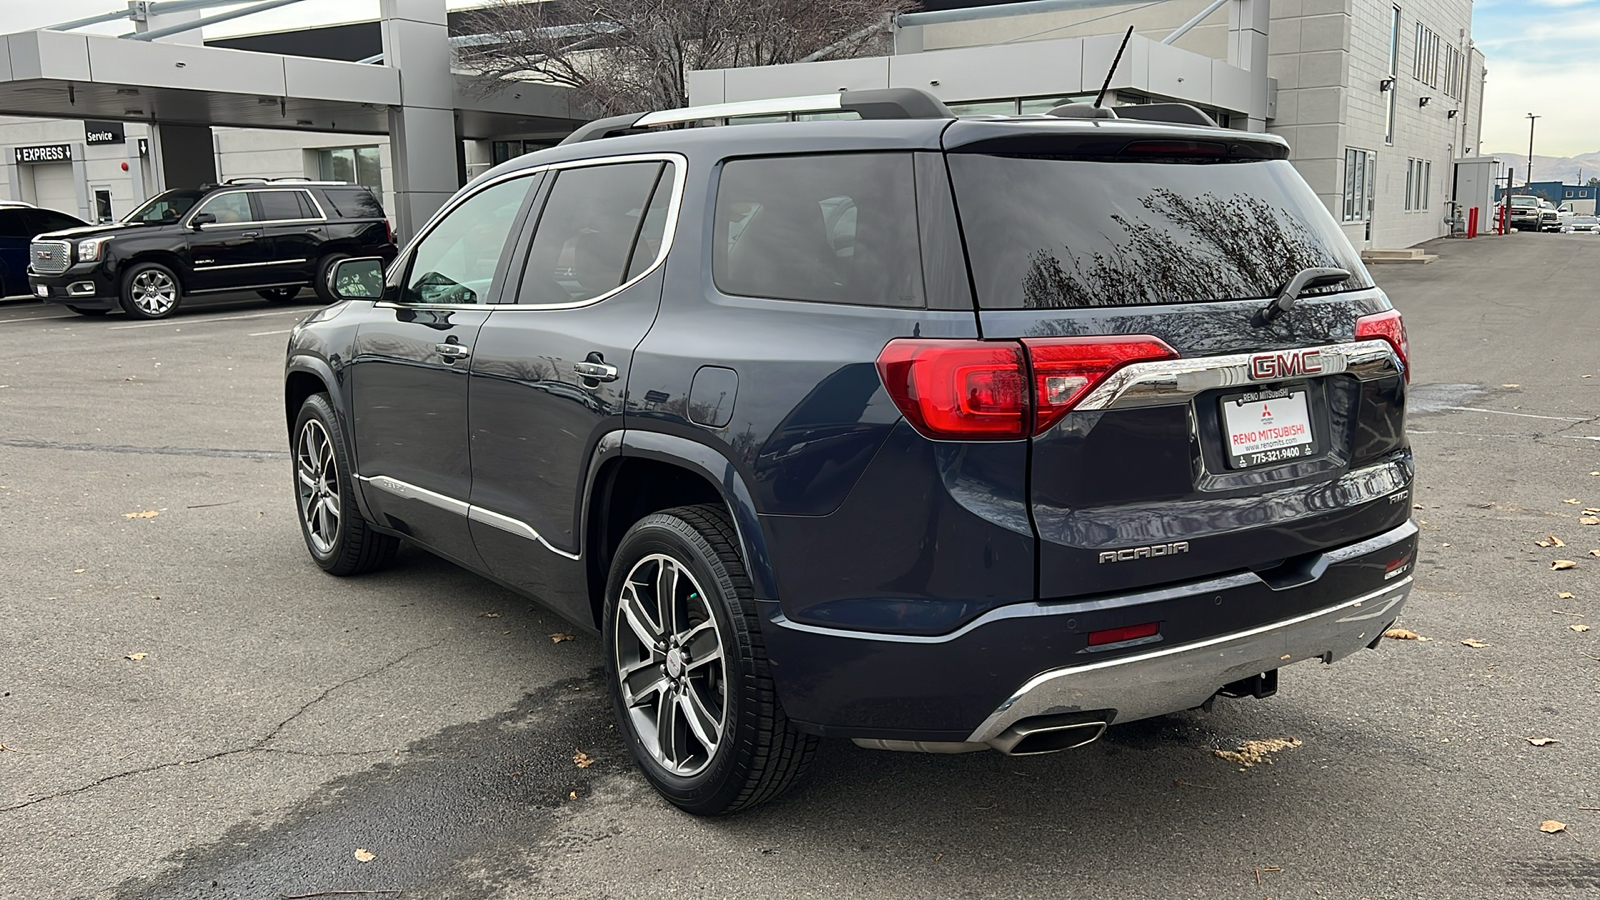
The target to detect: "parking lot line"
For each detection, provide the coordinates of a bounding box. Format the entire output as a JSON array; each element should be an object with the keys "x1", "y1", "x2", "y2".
[
  {"x1": 249, "y1": 329, "x2": 295, "y2": 337},
  {"x1": 108, "y1": 310, "x2": 308, "y2": 330}
]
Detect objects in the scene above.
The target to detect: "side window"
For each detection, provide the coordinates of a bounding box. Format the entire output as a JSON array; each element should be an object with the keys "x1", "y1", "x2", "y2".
[
  {"x1": 401, "y1": 175, "x2": 534, "y2": 305},
  {"x1": 625, "y1": 170, "x2": 675, "y2": 281},
  {"x1": 322, "y1": 188, "x2": 384, "y2": 218},
  {"x1": 516, "y1": 161, "x2": 666, "y2": 306},
  {"x1": 0, "y1": 211, "x2": 29, "y2": 238},
  {"x1": 713, "y1": 153, "x2": 923, "y2": 308},
  {"x1": 254, "y1": 190, "x2": 307, "y2": 222},
  {"x1": 295, "y1": 192, "x2": 321, "y2": 219},
  {"x1": 194, "y1": 192, "x2": 253, "y2": 225}
]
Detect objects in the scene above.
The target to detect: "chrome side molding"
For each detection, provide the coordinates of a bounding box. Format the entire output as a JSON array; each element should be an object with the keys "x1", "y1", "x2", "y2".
[{"x1": 358, "y1": 474, "x2": 579, "y2": 560}]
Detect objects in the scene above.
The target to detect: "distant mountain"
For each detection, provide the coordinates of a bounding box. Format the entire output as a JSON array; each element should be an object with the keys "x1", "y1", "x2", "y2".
[{"x1": 1484, "y1": 151, "x2": 1600, "y2": 185}]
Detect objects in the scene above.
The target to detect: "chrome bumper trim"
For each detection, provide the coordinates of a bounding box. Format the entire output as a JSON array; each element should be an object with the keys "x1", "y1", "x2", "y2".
[{"x1": 964, "y1": 577, "x2": 1413, "y2": 744}]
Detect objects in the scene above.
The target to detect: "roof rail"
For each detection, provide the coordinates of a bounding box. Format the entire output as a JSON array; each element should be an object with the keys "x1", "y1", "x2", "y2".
[{"x1": 559, "y1": 88, "x2": 954, "y2": 145}]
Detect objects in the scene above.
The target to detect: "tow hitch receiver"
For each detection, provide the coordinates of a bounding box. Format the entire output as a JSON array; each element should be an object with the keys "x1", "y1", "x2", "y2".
[{"x1": 1220, "y1": 669, "x2": 1279, "y2": 700}]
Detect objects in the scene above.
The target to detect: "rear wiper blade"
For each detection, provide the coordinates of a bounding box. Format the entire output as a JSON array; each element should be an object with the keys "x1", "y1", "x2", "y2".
[{"x1": 1259, "y1": 266, "x2": 1350, "y2": 324}]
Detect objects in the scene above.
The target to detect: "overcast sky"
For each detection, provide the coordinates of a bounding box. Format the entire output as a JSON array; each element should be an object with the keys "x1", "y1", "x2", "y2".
[{"x1": 0, "y1": 1, "x2": 1590, "y2": 156}]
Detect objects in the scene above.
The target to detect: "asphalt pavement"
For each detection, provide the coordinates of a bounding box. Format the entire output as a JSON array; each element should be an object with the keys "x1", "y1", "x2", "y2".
[{"x1": 1, "y1": 234, "x2": 1597, "y2": 899}]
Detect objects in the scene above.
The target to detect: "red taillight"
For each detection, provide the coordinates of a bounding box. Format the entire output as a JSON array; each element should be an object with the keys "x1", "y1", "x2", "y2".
[
  {"x1": 1355, "y1": 309, "x2": 1409, "y2": 382},
  {"x1": 385, "y1": 218, "x2": 394, "y2": 245},
  {"x1": 875, "y1": 340, "x2": 1029, "y2": 439},
  {"x1": 875, "y1": 335, "x2": 1178, "y2": 440},
  {"x1": 1024, "y1": 336, "x2": 1178, "y2": 435},
  {"x1": 1087, "y1": 621, "x2": 1160, "y2": 646}
]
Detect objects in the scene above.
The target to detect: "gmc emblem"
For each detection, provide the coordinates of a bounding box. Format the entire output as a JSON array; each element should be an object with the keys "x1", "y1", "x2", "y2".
[
  {"x1": 35, "y1": 250, "x2": 50, "y2": 260},
  {"x1": 1250, "y1": 349, "x2": 1322, "y2": 380}
]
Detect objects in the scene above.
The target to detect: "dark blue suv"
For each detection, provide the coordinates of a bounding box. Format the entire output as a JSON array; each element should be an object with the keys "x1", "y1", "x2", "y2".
[{"x1": 284, "y1": 90, "x2": 1417, "y2": 815}]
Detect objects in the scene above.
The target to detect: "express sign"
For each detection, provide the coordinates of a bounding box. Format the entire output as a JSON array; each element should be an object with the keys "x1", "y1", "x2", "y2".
[{"x1": 14, "y1": 144, "x2": 72, "y2": 165}]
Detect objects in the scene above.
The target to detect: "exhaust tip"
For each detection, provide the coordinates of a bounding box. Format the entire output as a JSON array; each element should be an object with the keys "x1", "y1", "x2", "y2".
[{"x1": 988, "y1": 711, "x2": 1112, "y2": 756}]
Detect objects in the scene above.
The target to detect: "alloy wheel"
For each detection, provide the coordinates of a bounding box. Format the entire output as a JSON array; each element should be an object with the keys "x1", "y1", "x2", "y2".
[
  {"x1": 613, "y1": 553, "x2": 728, "y2": 777},
  {"x1": 295, "y1": 418, "x2": 341, "y2": 555},
  {"x1": 131, "y1": 270, "x2": 177, "y2": 316}
]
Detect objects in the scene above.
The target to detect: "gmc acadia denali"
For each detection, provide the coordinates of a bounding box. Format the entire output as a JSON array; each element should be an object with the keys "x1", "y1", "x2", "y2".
[{"x1": 284, "y1": 90, "x2": 1417, "y2": 815}]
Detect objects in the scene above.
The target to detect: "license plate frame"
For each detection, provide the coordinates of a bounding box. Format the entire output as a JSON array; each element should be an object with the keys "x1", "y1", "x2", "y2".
[
  {"x1": 33, "y1": 284, "x2": 47, "y2": 298},
  {"x1": 1220, "y1": 386, "x2": 1318, "y2": 469}
]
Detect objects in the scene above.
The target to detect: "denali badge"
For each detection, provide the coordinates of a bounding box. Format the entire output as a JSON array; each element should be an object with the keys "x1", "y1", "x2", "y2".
[
  {"x1": 1099, "y1": 542, "x2": 1190, "y2": 564},
  {"x1": 1250, "y1": 348, "x2": 1322, "y2": 381}
]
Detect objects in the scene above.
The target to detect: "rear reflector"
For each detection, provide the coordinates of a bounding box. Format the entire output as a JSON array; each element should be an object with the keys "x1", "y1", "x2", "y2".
[
  {"x1": 1354, "y1": 309, "x2": 1409, "y2": 382},
  {"x1": 1087, "y1": 621, "x2": 1160, "y2": 646},
  {"x1": 876, "y1": 336, "x2": 1177, "y2": 441}
]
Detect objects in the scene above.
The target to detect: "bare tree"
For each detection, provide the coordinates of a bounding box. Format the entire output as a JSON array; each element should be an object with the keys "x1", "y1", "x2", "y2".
[{"x1": 456, "y1": 0, "x2": 914, "y2": 116}]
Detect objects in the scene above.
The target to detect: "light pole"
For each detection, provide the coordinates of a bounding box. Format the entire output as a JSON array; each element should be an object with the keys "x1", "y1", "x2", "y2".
[{"x1": 1526, "y1": 113, "x2": 1541, "y2": 190}]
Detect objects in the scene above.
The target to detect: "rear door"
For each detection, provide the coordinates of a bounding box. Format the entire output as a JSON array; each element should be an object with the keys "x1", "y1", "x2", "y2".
[
  {"x1": 942, "y1": 124, "x2": 1412, "y2": 600},
  {"x1": 465, "y1": 157, "x2": 676, "y2": 622},
  {"x1": 250, "y1": 188, "x2": 324, "y2": 286}
]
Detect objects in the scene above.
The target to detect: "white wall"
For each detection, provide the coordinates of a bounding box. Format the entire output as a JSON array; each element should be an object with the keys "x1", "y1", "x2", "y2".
[{"x1": 211, "y1": 127, "x2": 396, "y2": 221}]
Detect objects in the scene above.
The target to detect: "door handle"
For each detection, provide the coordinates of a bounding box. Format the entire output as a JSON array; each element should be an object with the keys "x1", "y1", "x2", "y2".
[
  {"x1": 241, "y1": 231, "x2": 260, "y2": 238},
  {"x1": 435, "y1": 343, "x2": 471, "y2": 361},
  {"x1": 573, "y1": 361, "x2": 619, "y2": 382}
]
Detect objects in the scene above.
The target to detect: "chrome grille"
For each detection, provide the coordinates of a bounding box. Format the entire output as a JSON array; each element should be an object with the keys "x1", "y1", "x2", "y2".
[{"x1": 29, "y1": 240, "x2": 70, "y2": 276}]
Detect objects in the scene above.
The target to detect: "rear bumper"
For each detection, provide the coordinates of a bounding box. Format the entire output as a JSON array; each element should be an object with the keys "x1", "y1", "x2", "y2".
[{"x1": 761, "y1": 520, "x2": 1417, "y2": 741}]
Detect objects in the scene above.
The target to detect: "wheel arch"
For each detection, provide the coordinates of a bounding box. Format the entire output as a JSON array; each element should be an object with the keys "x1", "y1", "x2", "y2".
[
  {"x1": 284, "y1": 358, "x2": 340, "y2": 435},
  {"x1": 584, "y1": 431, "x2": 777, "y2": 629},
  {"x1": 118, "y1": 251, "x2": 189, "y2": 293}
]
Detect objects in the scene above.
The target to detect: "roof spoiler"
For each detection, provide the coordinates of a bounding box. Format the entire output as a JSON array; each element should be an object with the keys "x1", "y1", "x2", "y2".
[{"x1": 1048, "y1": 102, "x2": 1218, "y2": 127}]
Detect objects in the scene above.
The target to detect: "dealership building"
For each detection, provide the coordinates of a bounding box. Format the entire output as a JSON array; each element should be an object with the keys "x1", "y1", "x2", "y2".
[{"x1": 0, "y1": 0, "x2": 1489, "y2": 256}]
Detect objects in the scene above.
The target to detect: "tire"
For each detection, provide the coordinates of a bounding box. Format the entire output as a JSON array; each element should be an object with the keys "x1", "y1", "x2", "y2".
[
  {"x1": 66, "y1": 306, "x2": 110, "y2": 316},
  {"x1": 119, "y1": 261, "x2": 182, "y2": 319},
  {"x1": 604, "y1": 504, "x2": 817, "y2": 816},
  {"x1": 258, "y1": 286, "x2": 302, "y2": 303},
  {"x1": 292, "y1": 392, "x2": 399, "y2": 576},
  {"x1": 313, "y1": 253, "x2": 351, "y2": 305}
]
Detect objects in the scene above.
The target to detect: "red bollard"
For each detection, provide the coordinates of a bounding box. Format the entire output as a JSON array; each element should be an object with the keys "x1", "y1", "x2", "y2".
[{"x1": 1468, "y1": 207, "x2": 1478, "y2": 238}]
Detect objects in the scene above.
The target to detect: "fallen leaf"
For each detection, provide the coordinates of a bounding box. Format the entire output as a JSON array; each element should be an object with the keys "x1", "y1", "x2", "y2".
[
  {"x1": 1212, "y1": 737, "x2": 1301, "y2": 768},
  {"x1": 1540, "y1": 820, "x2": 1567, "y2": 834},
  {"x1": 1558, "y1": 592, "x2": 1576, "y2": 600},
  {"x1": 1564, "y1": 499, "x2": 1581, "y2": 505},
  {"x1": 1572, "y1": 624, "x2": 1591, "y2": 633},
  {"x1": 1502, "y1": 383, "x2": 1521, "y2": 388},
  {"x1": 1581, "y1": 518, "x2": 1599, "y2": 526},
  {"x1": 573, "y1": 750, "x2": 594, "y2": 769},
  {"x1": 1527, "y1": 737, "x2": 1558, "y2": 747},
  {"x1": 1460, "y1": 638, "x2": 1489, "y2": 648},
  {"x1": 125, "y1": 652, "x2": 147, "y2": 661},
  {"x1": 122, "y1": 510, "x2": 160, "y2": 519},
  {"x1": 568, "y1": 790, "x2": 578, "y2": 800},
  {"x1": 550, "y1": 632, "x2": 575, "y2": 643},
  {"x1": 475, "y1": 611, "x2": 501, "y2": 618},
  {"x1": 73, "y1": 568, "x2": 85, "y2": 574},
  {"x1": 1549, "y1": 535, "x2": 1567, "y2": 547},
  {"x1": 1536, "y1": 539, "x2": 1553, "y2": 548},
  {"x1": 1383, "y1": 628, "x2": 1432, "y2": 642},
  {"x1": 354, "y1": 848, "x2": 375, "y2": 862},
  {"x1": 1589, "y1": 472, "x2": 1600, "y2": 477},
  {"x1": 1441, "y1": 542, "x2": 1451, "y2": 548},
  {"x1": 1552, "y1": 560, "x2": 1577, "y2": 570},
  {"x1": 1592, "y1": 550, "x2": 1600, "y2": 558}
]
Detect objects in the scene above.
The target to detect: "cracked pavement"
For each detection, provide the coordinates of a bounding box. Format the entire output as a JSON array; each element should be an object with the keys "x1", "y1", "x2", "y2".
[{"x1": 3, "y1": 234, "x2": 1599, "y2": 899}]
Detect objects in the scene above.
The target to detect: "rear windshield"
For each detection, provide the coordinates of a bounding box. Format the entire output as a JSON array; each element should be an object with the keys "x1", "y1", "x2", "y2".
[
  {"x1": 321, "y1": 187, "x2": 385, "y2": 219},
  {"x1": 948, "y1": 156, "x2": 1371, "y2": 309}
]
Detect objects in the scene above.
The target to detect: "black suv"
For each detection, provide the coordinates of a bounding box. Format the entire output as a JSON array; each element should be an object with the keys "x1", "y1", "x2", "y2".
[
  {"x1": 285, "y1": 90, "x2": 1416, "y2": 815},
  {"x1": 28, "y1": 179, "x2": 396, "y2": 318}
]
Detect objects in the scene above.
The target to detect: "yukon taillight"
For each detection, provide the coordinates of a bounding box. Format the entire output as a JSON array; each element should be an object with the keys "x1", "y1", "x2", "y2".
[
  {"x1": 1355, "y1": 309, "x2": 1409, "y2": 382},
  {"x1": 1024, "y1": 336, "x2": 1177, "y2": 435},
  {"x1": 875, "y1": 336, "x2": 1177, "y2": 441}
]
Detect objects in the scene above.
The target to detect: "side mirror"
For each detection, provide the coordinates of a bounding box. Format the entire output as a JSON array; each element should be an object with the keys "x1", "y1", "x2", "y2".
[
  {"x1": 190, "y1": 212, "x2": 216, "y2": 229},
  {"x1": 330, "y1": 256, "x2": 385, "y2": 301}
]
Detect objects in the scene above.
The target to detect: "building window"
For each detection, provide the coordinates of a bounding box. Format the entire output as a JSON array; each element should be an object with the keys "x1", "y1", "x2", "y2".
[
  {"x1": 1344, "y1": 148, "x2": 1375, "y2": 222},
  {"x1": 1405, "y1": 160, "x2": 1414, "y2": 211},
  {"x1": 316, "y1": 147, "x2": 381, "y2": 191},
  {"x1": 1423, "y1": 160, "x2": 1431, "y2": 210},
  {"x1": 1405, "y1": 159, "x2": 1432, "y2": 212},
  {"x1": 1386, "y1": 7, "x2": 1401, "y2": 145}
]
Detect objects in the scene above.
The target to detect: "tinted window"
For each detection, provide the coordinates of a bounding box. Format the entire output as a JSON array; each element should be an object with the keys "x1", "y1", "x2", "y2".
[
  {"x1": 516, "y1": 161, "x2": 665, "y2": 306},
  {"x1": 625, "y1": 169, "x2": 674, "y2": 281},
  {"x1": 321, "y1": 188, "x2": 385, "y2": 218},
  {"x1": 254, "y1": 190, "x2": 309, "y2": 221},
  {"x1": 28, "y1": 210, "x2": 84, "y2": 235},
  {"x1": 713, "y1": 153, "x2": 923, "y2": 308},
  {"x1": 948, "y1": 156, "x2": 1371, "y2": 309},
  {"x1": 402, "y1": 175, "x2": 533, "y2": 305},
  {"x1": 193, "y1": 192, "x2": 253, "y2": 225},
  {"x1": 0, "y1": 210, "x2": 29, "y2": 238},
  {"x1": 125, "y1": 190, "x2": 201, "y2": 224}
]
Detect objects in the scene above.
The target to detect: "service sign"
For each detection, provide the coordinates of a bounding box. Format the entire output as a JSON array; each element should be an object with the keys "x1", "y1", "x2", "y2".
[
  {"x1": 14, "y1": 144, "x2": 72, "y2": 164},
  {"x1": 85, "y1": 120, "x2": 126, "y2": 145}
]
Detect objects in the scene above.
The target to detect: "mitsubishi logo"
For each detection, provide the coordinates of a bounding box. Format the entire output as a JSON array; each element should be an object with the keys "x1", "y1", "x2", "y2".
[{"x1": 1250, "y1": 349, "x2": 1323, "y2": 381}]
